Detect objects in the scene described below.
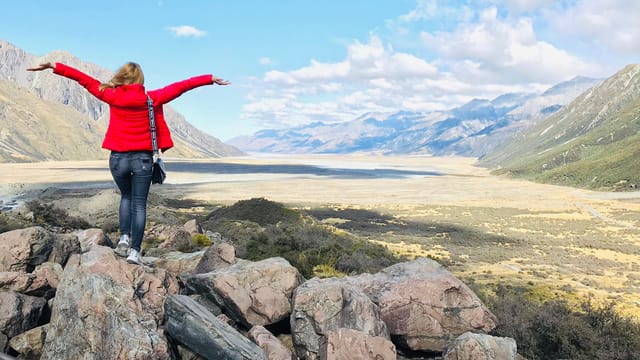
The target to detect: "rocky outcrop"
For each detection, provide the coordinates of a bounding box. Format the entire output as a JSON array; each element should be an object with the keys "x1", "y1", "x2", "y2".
[
  {"x1": 41, "y1": 246, "x2": 178, "y2": 359},
  {"x1": 0, "y1": 224, "x2": 514, "y2": 359}
]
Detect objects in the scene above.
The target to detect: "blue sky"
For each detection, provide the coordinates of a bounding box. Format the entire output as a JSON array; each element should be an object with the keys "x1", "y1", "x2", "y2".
[{"x1": 2, "y1": 0, "x2": 639, "y2": 141}]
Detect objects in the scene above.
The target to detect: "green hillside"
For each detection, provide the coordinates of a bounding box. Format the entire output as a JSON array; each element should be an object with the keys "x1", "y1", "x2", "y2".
[{"x1": 481, "y1": 64, "x2": 640, "y2": 191}]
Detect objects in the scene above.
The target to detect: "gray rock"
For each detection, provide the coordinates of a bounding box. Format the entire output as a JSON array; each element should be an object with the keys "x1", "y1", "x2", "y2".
[
  {"x1": 443, "y1": 332, "x2": 517, "y2": 360},
  {"x1": 0, "y1": 291, "x2": 46, "y2": 338},
  {"x1": 74, "y1": 228, "x2": 113, "y2": 252},
  {"x1": 8, "y1": 324, "x2": 47, "y2": 359},
  {"x1": 164, "y1": 294, "x2": 266, "y2": 360},
  {"x1": 344, "y1": 258, "x2": 497, "y2": 352},
  {"x1": 182, "y1": 257, "x2": 303, "y2": 327},
  {"x1": 40, "y1": 246, "x2": 178, "y2": 359},
  {"x1": 193, "y1": 242, "x2": 236, "y2": 274},
  {"x1": 147, "y1": 250, "x2": 205, "y2": 274},
  {"x1": 0, "y1": 227, "x2": 54, "y2": 272},
  {"x1": 47, "y1": 234, "x2": 81, "y2": 267},
  {"x1": 291, "y1": 278, "x2": 389, "y2": 360}
]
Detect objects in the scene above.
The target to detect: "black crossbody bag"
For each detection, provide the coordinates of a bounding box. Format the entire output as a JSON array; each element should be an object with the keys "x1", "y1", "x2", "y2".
[{"x1": 147, "y1": 95, "x2": 166, "y2": 184}]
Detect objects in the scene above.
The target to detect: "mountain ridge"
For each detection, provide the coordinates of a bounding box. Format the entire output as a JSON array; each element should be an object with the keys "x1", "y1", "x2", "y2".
[{"x1": 0, "y1": 39, "x2": 243, "y2": 162}]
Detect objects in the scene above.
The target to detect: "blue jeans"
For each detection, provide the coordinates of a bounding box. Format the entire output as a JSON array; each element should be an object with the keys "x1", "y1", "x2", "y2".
[{"x1": 109, "y1": 151, "x2": 153, "y2": 252}]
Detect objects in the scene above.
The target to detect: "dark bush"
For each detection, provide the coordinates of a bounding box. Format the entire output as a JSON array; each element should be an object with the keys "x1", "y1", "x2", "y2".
[
  {"x1": 477, "y1": 284, "x2": 640, "y2": 360},
  {"x1": 26, "y1": 200, "x2": 91, "y2": 230},
  {"x1": 203, "y1": 197, "x2": 302, "y2": 226}
]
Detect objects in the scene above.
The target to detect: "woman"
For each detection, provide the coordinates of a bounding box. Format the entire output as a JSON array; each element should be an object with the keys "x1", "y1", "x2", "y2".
[{"x1": 27, "y1": 61, "x2": 230, "y2": 265}]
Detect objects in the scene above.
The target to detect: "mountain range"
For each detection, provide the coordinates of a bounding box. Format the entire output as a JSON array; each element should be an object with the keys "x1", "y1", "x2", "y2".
[
  {"x1": 0, "y1": 39, "x2": 243, "y2": 162},
  {"x1": 481, "y1": 64, "x2": 640, "y2": 190},
  {"x1": 228, "y1": 77, "x2": 601, "y2": 157}
]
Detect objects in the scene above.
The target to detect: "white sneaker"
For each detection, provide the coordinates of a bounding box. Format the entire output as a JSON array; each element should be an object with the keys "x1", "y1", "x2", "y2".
[
  {"x1": 126, "y1": 249, "x2": 142, "y2": 265},
  {"x1": 114, "y1": 234, "x2": 130, "y2": 257}
]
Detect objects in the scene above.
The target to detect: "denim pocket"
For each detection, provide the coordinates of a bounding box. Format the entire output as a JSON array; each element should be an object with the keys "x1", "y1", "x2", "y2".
[{"x1": 134, "y1": 156, "x2": 153, "y2": 174}]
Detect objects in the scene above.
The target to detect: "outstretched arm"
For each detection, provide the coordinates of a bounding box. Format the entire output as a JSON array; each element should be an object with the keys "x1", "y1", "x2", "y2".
[
  {"x1": 27, "y1": 62, "x2": 55, "y2": 71},
  {"x1": 150, "y1": 74, "x2": 231, "y2": 105}
]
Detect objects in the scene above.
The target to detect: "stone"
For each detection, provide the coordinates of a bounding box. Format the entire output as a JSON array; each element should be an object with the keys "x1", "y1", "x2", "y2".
[
  {"x1": 193, "y1": 242, "x2": 236, "y2": 274},
  {"x1": 0, "y1": 291, "x2": 46, "y2": 338},
  {"x1": 443, "y1": 332, "x2": 518, "y2": 360},
  {"x1": 164, "y1": 294, "x2": 266, "y2": 360},
  {"x1": 320, "y1": 328, "x2": 396, "y2": 360},
  {"x1": 291, "y1": 278, "x2": 388, "y2": 360},
  {"x1": 8, "y1": 324, "x2": 47, "y2": 359},
  {"x1": 344, "y1": 258, "x2": 497, "y2": 352},
  {"x1": 74, "y1": 228, "x2": 113, "y2": 252},
  {"x1": 0, "y1": 227, "x2": 54, "y2": 272},
  {"x1": 40, "y1": 246, "x2": 178, "y2": 359},
  {"x1": 47, "y1": 234, "x2": 81, "y2": 267},
  {"x1": 183, "y1": 219, "x2": 203, "y2": 236},
  {"x1": 249, "y1": 325, "x2": 294, "y2": 360},
  {"x1": 182, "y1": 257, "x2": 303, "y2": 327},
  {"x1": 148, "y1": 250, "x2": 205, "y2": 274}
]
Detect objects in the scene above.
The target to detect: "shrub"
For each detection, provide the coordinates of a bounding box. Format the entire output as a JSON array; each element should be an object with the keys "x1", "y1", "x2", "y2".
[
  {"x1": 26, "y1": 200, "x2": 91, "y2": 230},
  {"x1": 476, "y1": 284, "x2": 640, "y2": 360},
  {"x1": 192, "y1": 233, "x2": 212, "y2": 247}
]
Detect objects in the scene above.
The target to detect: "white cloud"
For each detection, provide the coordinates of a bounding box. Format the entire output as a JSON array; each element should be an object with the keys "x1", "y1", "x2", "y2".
[
  {"x1": 546, "y1": 0, "x2": 640, "y2": 57},
  {"x1": 241, "y1": 1, "x2": 622, "y2": 130},
  {"x1": 167, "y1": 25, "x2": 206, "y2": 38},
  {"x1": 421, "y1": 6, "x2": 601, "y2": 83}
]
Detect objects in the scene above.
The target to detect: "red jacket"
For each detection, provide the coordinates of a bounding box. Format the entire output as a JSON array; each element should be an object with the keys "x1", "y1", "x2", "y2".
[{"x1": 53, "y1": 63, "x2": 214, "y2": 152}]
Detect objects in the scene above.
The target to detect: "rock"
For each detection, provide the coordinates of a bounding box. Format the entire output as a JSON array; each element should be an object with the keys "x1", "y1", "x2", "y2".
[
  {"x1": 40, "y1": 246, "x2": 179, "y2": 359},
  {"x1": 74, "y1": 228, "x2": 113, "y2": 252},
  {"x1": 291, "y1": 278, "x2": 389, "y2": 360},
  {"x1": 443, "y1": 332, "x2": 518, "y2": 360},
  {"x1": 0, "y1": 331, "x2": 7, "y2": 353},
  {"x1": 0, "y1": 272, "x2": 37, "y2": 293},
  {"x1": 344, "y1": 258, "x2": 497, "y2": 352},
  {"x1": 182, "y1": 257, "x2": 303, "y2": 327},
  {"x1": 193, "y1": 242, "x2": 236, "y2": 274},
  {"x1": 0, "y1": 227, "x2": 54, "y2": 272},
  {"x1": 184, "y1": 219, "x2": 203, "y2": 236},
  {"x1": 189, "y1": 294, "x2": 223, "y2": 316},
  {"x1": 47, "y1": 234, "x2": 81, "y2": 267},
  {"x1": 164, "y1": 294, "x2": 267, "y2": 360},
  {"x1": 8, "y1": 324, "x2": 47, "y2": 359},
  {"x1": 0, "y1": 263, "x2": 61, "y2": 298},
  {"x1": 32, "y1": 262, "x2": 63, "y2": 292},
  {"x1": 320, "y1": 328, "x2": 397, "y2": 360},
  {"x1": 159, "y1": 229, "x2": 194, "y2": 251},
  {"x1": 249, "y1": 325, "x2": 294, "y2": 360},
  {"x1": 148, "y1": 250, "x2": 205, "y2": 274},
  {"x1": 0, "y1": 291, "x2": 46, "y2": 338}
]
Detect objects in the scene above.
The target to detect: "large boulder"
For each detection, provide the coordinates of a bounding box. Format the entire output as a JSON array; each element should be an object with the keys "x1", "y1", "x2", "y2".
[
  {"x1": 344, "y1": 258, "x2": 497, "y2": 352},
  {"x1": 148, "y1": 250, "x2": 205, "y2": 275},
  {"x1": 443, "y1": 332, "x2": 518, "y2": 360},
  {"x1": 40, "y1": 246, "x2": 179, "y2": 359},
  {"x1": 164, "y1": 294, "x2": 266, "y2": 360},
  {"x1": 291, "y1": 278, "x2": 389, "y2": 360},
  {"x1": 47, "y1": 233, "x2": 81, "y2": 267},
  {"x1": 182, "y1": 257, "x2": 303, "y2": 327},
  {"x1": 0, "y1": 227, "x2": 54, "y2": 272},
  {"x1": 0, "y1": 291, "x2": 46, "y2": 338}
]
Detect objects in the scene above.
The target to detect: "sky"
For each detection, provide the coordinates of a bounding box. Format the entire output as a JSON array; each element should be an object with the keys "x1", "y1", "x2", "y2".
[{"x1": 2, "y1": 0, "x2": 639, "y2": 141}]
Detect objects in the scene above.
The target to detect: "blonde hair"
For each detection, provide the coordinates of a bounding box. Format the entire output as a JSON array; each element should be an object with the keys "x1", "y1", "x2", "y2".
[{"x1": 99, "y1": 62, "x2": 144, "y2": 91}]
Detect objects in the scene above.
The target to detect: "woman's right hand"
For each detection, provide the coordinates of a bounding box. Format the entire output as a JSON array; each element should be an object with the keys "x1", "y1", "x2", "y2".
[
  {"x1": 212, "y1": 76, "x2": 230, "y2": 86},
  {"x1": 27, "y1": 63, "x2": 54, "y2": 71}
]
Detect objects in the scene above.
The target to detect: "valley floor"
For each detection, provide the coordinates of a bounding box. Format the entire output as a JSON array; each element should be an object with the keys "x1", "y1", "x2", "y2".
[{"x1": 1, "y1": 154, "x2": 640, "y2": 316}]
